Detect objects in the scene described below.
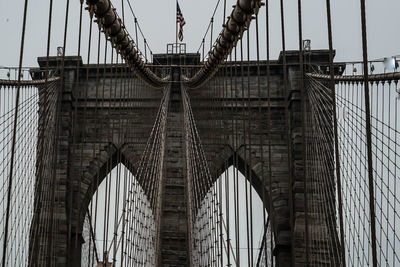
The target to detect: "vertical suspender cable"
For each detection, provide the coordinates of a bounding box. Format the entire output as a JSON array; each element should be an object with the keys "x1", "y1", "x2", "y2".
[
  {"x1": 296, "y1": 0, "x2": 310, "y2": 264},
  {"x1": 279, "y1": 0, "x2": 294, "y2": 264},
  {"x1": 325, "y1": 0, "x2": 347, "y2": 265},
  {"x1": 89, "y1": 28, "x2": 102, "y2": 267},
  {"x1": 246, "y1": 26, "x2": 255, "y2": 265},
  {"x1": 265, "y1": 1, "x2": 275, "y2": 265},
  {"x1": 202, "y1": 39, "x2": 205, "y2": 62},
  {"x1": 58, "y1": 1, "x2": 72, "y2": 262},
  {"x1": 118, "y1": 1, "x2": 127, "y2": 264},
  {"x1": 2, "y1": 0, "x2": 29, "y2": 265},
  {"x1": 255, "y1": 12, "x2": 268, "y2": 266},
  {"x1": 144, "y1": 39, "x2": 147, "y2": 62},
  {"x1": 91, "y1": 29, "x2": 102, "y2": 267},
  {"x1": 44, "y1": 0, "x2": 55, "y2": 264},
  {"x1": 210, "y1": 18, "x2": 214, "y2": 52},
  {"x1": 239, "y1": 37, "x2": 247, "y2": 266},
  {"x1": 233, "y1": 46, "x2": 241, "y2": 265},
  {"x1": 73, "y1": 0, "x2": 86, "y2": 250},
  {"x1": 27, "y1": 0, "x2": 53, "y2": 264},
  {"x1": 134, "y1": 18, "x2": 139, "y2": 51},
  {"x1": 359, "y1": 0, "x2": 377, "y2": 266}
]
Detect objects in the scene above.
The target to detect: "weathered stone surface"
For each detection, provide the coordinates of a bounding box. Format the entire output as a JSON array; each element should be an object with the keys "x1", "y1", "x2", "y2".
[
  {"x1": 159, "y1": 67, "x2": 189, "y2": 266},
  {"x1": 31, "y1": 50, "x2": 340, "y2": 266}
]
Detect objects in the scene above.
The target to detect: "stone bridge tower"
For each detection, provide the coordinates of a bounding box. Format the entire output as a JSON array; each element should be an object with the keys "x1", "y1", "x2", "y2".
[{"x1": 30, "y1": 50, "x2": 340, "y2": 266}]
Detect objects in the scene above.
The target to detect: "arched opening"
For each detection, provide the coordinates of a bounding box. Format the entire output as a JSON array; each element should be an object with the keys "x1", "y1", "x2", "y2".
[
  {"x1": 193, "y1": 165, "x2": 274, "y2": 266},
  {"x1": 81, "y1": 163, "x2": 155, "y2": 266}
]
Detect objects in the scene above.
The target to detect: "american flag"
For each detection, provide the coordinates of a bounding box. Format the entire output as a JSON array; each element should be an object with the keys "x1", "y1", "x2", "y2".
[{"x1": 177, "y1": 2, "x2": 186, "y2": 42}]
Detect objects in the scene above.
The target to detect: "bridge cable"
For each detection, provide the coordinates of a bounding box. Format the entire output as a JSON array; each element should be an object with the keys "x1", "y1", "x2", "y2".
[
  {"x1": 325, "y1": 0, "x2": 347, "y2": 265},
  {"x1": 196, "y1": 0, "x2": 222, "y2": 55},
  {"x1": 75, "y1": 0, "x2": 92, "y2": 253},
  {"x1": 26, "y1": 0, "x2": 55, "y2": 264},
  {"x1": 359, "y1": 1, "x2": 378, "y2": 265},
  {"x1": 264, "y1": 1, "x2": 275, "y2": 265},
  {"x1": 1, "y1": 0, "x2": 30, "y2": 265},
  {"x1": 254, "y1": 11, "x2": 269, "y2": 267},
  {"x1": 296, "y1": 0, "x2": 310, "y2": 265},
  {"x1": 125, "y1": 0, "x2": 154, "y2": 59},
  {"x1": 246, "y1": 22, "x2": 255, "y2": 266},
  {"x1": 279, "y1": 0, "x2": 295, "y2": 265}
]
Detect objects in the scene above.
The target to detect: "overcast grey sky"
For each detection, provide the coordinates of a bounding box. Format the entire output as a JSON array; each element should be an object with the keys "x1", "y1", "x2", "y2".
[
  {"x1": 1, "y1": 0, "x2": 399, "y2": 265},
  {"x1": 1, "y1": 0, "x2": 399, "y2": 68}
]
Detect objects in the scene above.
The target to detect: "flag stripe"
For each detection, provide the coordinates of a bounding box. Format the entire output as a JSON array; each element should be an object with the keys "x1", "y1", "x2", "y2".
[{"x1": 177, "y1": 2, "x2": 185, "y2": 41}]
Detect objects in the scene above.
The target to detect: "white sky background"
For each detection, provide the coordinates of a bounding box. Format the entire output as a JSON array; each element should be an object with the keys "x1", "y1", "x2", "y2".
[{"x1": 0, "y1": 0, "x2": 400, "y2": 68}]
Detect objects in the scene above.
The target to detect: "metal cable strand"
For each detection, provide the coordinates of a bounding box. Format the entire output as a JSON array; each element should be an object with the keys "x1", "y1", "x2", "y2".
[
  {"x1": 182, "y1": 85, "x2": 226, "y2": 266},
  {"x1": 0, "y1": 77, "x2": 60, "y2": 87},
  {"x1": 305, "y1": 70, "x2": 400, "y2": 266},
  {"x1": 185, "y1": 0, "x2": 264, "y2": 88},
  {"x1": 1, "y1": 0, "x2": 30, "y2": 263},
  {"x1": 85, "y1": 0, "x2": 168, "y2": 88},
  {"x1": 306, "y1": 72, "x2": 400, "y2": 83}
]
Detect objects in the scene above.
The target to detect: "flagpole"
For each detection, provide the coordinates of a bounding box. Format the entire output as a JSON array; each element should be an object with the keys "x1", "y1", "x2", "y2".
[{"x1": 175, "y1": 0, "x2": 178, "y2": 53}]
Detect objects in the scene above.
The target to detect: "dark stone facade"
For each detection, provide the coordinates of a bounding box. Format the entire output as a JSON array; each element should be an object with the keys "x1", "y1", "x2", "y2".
[{"x1": 30, "y1": 50, "x2": 340, "y2": 266}]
